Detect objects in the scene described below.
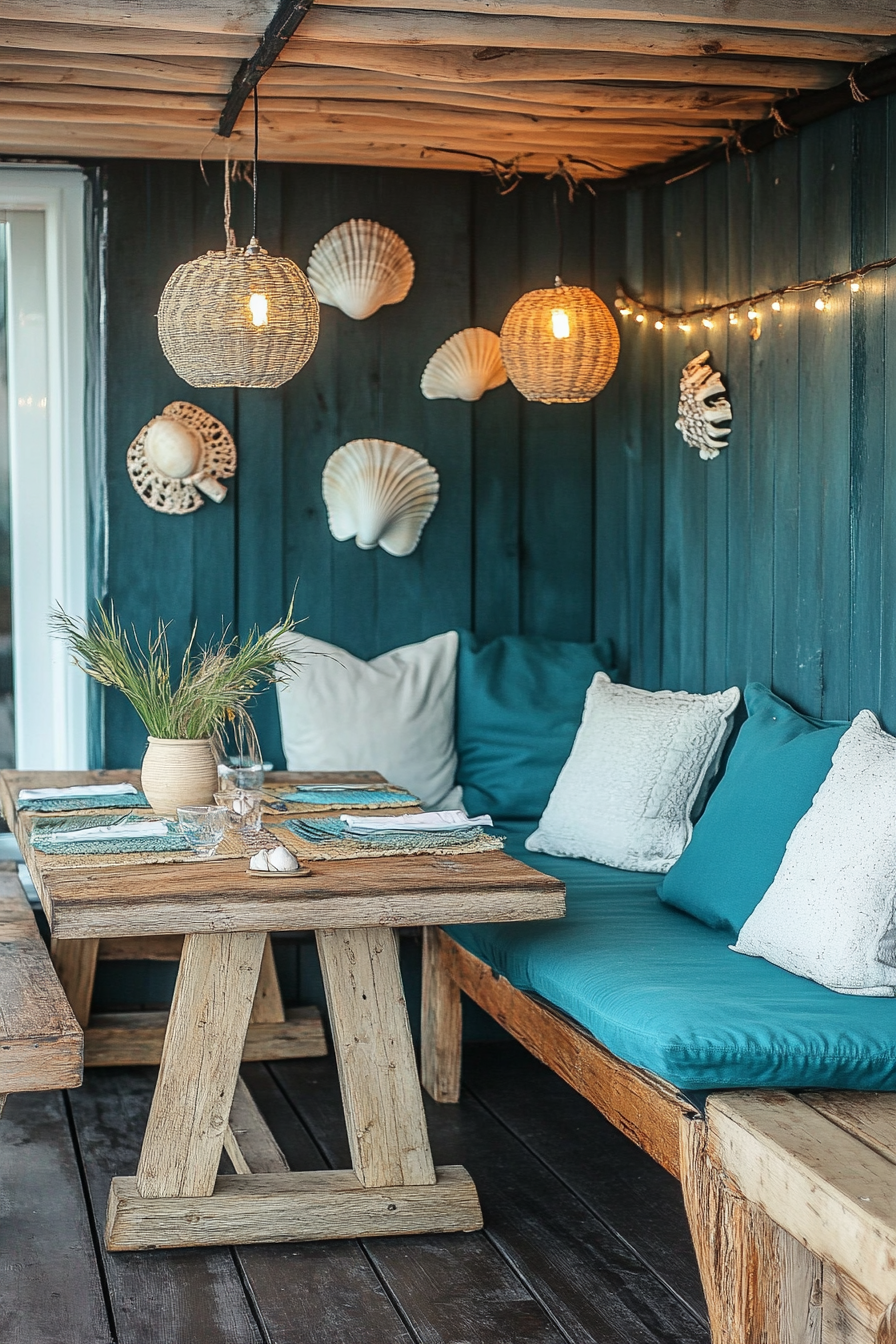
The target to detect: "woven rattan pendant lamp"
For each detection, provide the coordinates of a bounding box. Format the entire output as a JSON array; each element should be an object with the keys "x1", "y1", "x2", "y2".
[
  {"x1": 500, "y1": 276, "x2": 620, "y2": 404},
  {"x1": 158, "y1": 92, "x2": 319, "y2": 388}
]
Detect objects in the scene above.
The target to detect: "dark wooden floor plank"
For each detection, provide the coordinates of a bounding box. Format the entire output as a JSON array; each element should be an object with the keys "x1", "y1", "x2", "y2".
[
  {"x1": 237, "y1": 1065, "x2": 418, "y2": 1344},
  {"x1": 272, "y1": 1054, "x2": 704, "y2": 1344},
  {"x1": 0, "y1": 1090, "x2": 113, "y2": 1344},
  {"x1": 462, "y1": 1042, "x2": 708, "y2": 1321},
  {"x1": 270, "y1": 1057, "x2": 568, "y2": 1344},
  {"x1": 67, "y1": 1068, "x2": 264, "y2": 1344}
]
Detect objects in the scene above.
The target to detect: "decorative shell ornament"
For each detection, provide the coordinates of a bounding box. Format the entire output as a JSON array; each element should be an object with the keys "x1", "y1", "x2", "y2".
[
  {"x1": 127, "y1": 401, "x2": 237, "y2": 514},
  {"x1": 675, "y1": 350, "x2": 732, "y2": 461},
  {"x1": 322, "y1": 438, "x2": 439, "y2": 557},
  {"x1": 307, "y1": 220, "x2": 414, "y2": 321},
  {"x1": 420, "y1": 327, "x2": 507, "y2": 401}
]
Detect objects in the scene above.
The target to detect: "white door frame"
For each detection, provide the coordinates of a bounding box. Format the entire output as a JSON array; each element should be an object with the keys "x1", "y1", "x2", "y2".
[{"x1": 1, "y1": 166, "x2": 88, "y2": 769}]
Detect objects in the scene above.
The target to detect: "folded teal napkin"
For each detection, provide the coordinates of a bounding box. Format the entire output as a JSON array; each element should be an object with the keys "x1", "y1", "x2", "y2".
[
  {"x1": 278, "y1": 787, "x2": 420, "y2": 808},
  {"x1": 29, "y1": 816, "x2": 189, "y2": 856},
  {"x1": 19, "y1": 791, "x2": 152, "y2": 813},
  {"x1": 283, "y1": 817, "x2": 500, "y2": 853}
]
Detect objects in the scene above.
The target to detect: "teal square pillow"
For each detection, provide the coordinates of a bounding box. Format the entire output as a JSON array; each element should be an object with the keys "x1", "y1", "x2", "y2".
[
  {"x1": 455, "y1": 631, "x2": 617, "y2": 820},
  {"x1": 659, "y1": 683, "x2": 848, "y2": 934}
]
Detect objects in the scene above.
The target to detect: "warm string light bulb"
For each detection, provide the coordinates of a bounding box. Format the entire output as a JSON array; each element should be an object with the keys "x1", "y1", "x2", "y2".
[
  {"x1": 654, "y1": 319, "x2": 664, "y2": 330},
  {"x1": 678, "y1": 320, "x2": 691, "y2": 332},
  {"x1": 771, "y1": 295, "x2": 782, "y2": 311},
  {"x1": 702, "y1": 316, "x2": 714, "y2": 329},
  {"x1": 248, "y1": 292, "x2": 269, "y2": 326},
  {"x1": 747, "y1": 307, "x2": 759, "y2": 321},
  {"x1": 728, "y1": 309, "x2": 738, "y2": 325},
  {"x1": 815, "y1": 288, "x2": 831, "y2": 312},
  {"x1": 551, "y1": 308, "x2": 571, "y2": 339},
  {"x1": 850, "y1": 278, "x2": 862, "y2": 292},
  {"x1": 635, "y1": 312, "x2": 645, "y2": 323}
]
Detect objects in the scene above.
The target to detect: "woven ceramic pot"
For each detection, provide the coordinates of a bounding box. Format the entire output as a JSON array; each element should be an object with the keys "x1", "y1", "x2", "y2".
[{"x1": 140, "y1": 737, "x2": 218, "y2": 814}]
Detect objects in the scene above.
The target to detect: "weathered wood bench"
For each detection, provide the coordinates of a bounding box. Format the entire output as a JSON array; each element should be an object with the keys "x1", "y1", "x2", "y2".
[
  {"x1": 422, "y1": 930, "x2": 896, "y2": 1344},
  {"x1": 0, "y1": 870, "x2": 82, "y2": 1111}
]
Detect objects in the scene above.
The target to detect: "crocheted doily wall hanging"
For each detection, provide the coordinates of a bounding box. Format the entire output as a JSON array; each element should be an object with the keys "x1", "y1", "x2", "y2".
[{"x1": 127, "y1": 401, "x2": 236, "y2": 514}]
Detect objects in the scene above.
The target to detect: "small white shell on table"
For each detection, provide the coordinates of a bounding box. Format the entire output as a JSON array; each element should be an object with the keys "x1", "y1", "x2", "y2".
[
  {"x1": 249, "y1": 845, "x2": 300, "y2": 872},
  {"x1": 322, "y1": 438, "x2": 439, "y2": 557},
  {"x1": 127, "y1": 401, "x2": 237, "y2": 514},
  {"x1": 307, "y1": 219, "x2": 414, "y2": 320},
  {"x1": 675, "y1": 350, "x2": 732, "y2": 461},
  {"x1": 421, "y1": 327, "x2": 507, "y2": 401}
]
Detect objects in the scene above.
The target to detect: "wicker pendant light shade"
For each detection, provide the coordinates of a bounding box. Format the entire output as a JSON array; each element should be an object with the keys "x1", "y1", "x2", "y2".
[
  {"x1": 500, "y1": 282, "x2": 620, "y2": 404},
  {"x1": 158, "y1": 241, "x2": 320, "y2": 389}
]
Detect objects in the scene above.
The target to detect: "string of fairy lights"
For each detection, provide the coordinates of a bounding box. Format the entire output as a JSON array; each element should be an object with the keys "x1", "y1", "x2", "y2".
[{"x1": 614, "y1": 252, "x2": 896, "y2": 339}]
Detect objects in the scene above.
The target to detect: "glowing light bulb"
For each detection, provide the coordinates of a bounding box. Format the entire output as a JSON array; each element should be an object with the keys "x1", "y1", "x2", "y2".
[
  {"x1": 248, "y1": 292, "x2": 269, "y2": 326},
  {"x1": 551, "y1": 308, "x2": 570, "y2": 339},
  {"x1": 702, "y1": 316, "x2": 714, "y2": 329},
  {"x1": 771, "y1": 296, "x2": 782, "y2": 311},
  {"x1": 654, "y1": 320, "x2": 665, "y2": 330},
  {"x1": 635, "y1": 312, "x2": 645, "y2": 323},
  {"x1": 678, "y1": 320, "x2": 691, "y2": 332},
  {"x1": 815, "y1": 294, "x2": 827, "y2": 311},
  {"x1": 747, "y1": 308, "x2": 759, "y2": 321},
  {"x1": 851, "y1": 279, "x2": 861, "y2": 292},
  {"x1": 619, "y1": 306, "x2": 632, "y2": 317},
  {"x1": 728, "y1": 310, "x2": 738, "y2": 325}
]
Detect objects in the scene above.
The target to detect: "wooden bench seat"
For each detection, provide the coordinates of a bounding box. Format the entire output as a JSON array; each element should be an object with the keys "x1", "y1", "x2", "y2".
[
  {"x1": 0, "y1": 872, "x2": 82, "y2": 1103},
  {"x1": 423, "y1": 930, "x2": 896, "y2": 1344}
]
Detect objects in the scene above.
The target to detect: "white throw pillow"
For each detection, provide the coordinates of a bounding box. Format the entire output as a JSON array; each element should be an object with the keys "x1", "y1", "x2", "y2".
[
  {"x1": 526, "y1": 673, "x2": 740, "y2": 873},
  {"x1": 276, "y1": 631, "x2": 462, "y2": 810},
  {"x1": 732, "y1": 710, "x2": 896, "y2": 996}
]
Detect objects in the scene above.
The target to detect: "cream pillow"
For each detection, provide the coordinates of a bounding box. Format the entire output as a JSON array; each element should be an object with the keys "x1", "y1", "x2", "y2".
[
  {"x1": 275, "y1": 631, "x2": 462, "y2": 810},
  {"x1": 733, "y1": 710, "x2": 896, "y2": 996},
  {"x1": 526, "y1": 673, "x2": 740, "y2": 873}
]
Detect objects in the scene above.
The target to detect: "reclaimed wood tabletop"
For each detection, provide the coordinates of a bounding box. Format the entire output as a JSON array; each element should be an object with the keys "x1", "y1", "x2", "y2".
[{"x1": 0, "y1": 768, "x2": 565, "y2": 1253}]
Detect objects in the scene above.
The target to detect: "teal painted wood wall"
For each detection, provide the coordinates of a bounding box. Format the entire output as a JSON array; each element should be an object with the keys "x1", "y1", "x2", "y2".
[
  {"x1": 103, "y1": 91, "x2": 896, "y2": 766},
  {"x1": 605, "y1": 95, "x2": 896, "y2": 726},
  {"x1": 103, "y1": 160, "x2": 625, "y2": 765}
]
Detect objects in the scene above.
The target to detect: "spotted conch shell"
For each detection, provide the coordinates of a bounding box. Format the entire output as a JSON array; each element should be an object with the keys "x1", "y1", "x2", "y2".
[
  {"x1": 322, "y1": 438, "x2": 439, "y2": 557},
  {"x1": 307, "y1": 220, "x2": 414, "y2": 320},
  {"x1": 675, "y1": 350, "x2": 732, "y2": 460},
  {"x1": 420, "y1": 327, "x2": 507, "y2": 401}
]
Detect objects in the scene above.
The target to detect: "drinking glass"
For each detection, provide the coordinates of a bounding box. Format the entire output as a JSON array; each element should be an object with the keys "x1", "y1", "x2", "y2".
[
  {"x1": 176, "y1": 805, "x2": 228, "y2": 858},
  {"x1": 214, "y1": 790, "x2": 264, "y2": 832},
  {"x1": 217, "y1": 760, "x2": 266, "y2": 794}
]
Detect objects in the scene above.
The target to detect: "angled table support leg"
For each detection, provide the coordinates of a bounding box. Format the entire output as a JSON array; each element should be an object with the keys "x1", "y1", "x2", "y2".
[
  {"x1": 317, "y1": 925, "x2": 436, "y2": 1188},
  {"x1": 51, "y1": 936, "x2": 99, "y2": 1028}
]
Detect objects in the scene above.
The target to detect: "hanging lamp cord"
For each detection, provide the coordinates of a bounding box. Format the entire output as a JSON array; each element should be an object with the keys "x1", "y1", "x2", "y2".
[
  {"x1": 553, "y1": 184, "x2": 565, "y2": 286},
  {"x1": 252, "y1": 85, "x2": 259, "y2": 243}
]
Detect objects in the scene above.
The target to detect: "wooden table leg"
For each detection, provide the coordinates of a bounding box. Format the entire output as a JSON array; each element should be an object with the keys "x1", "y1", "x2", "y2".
[
  {"x1": 104, "y1": 923, "x2": 482, "y2": 1251},
  {"x1": 250, "y1": 935, "x2": 285, "y2": 1024},
  {"x1": 421, "y1": 926, "x2": 462, "y2": 1104},
  {"x1": 50, "y1": 936, "x2": 99, "y2": 1028}
]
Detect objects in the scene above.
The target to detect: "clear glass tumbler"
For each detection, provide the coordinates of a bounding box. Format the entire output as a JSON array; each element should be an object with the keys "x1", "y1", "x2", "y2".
[
  {"x1": 176, "y1": 805, "x2": 228, "y2": 858},
  {"x1": 214, "y1": 790, "x2": 264, "y2": 832},
  {"x1": 217, "y1": 760, "x2": 265, "y2": 793}
]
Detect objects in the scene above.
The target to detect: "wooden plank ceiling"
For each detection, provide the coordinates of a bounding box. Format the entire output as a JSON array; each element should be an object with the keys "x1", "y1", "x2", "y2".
[{"x1": 1, "y1": 2, "x2": 894, "y2": 178}]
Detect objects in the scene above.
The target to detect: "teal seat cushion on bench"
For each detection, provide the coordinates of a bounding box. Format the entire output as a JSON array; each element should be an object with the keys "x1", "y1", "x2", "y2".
[
  {"x1": 658, "y1": 683, "x2": 849, "y2": 934},
  {"x1": 455, "y1": 631, "x2": 617, "y2": 820},
  {"x1": 446, "y1": 823, "x2": 896, "y2": 1092}
]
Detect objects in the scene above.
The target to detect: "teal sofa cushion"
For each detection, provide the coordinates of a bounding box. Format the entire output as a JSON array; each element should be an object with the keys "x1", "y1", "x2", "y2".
[
  {"x1": 447, "y1": 824, "x2": 896, "y2": 1092},
  {"x1": 658, "y1": 683, "x2": 849, "y2": 934},
  {"x1": 455, "y1": 631, "x2": 617, "y2": 820}
]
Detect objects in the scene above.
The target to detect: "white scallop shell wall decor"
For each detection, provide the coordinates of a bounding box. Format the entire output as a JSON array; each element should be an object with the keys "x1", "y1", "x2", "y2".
[
  {"x1": 322, "y1": 438, "x2": 439, "y2": 557},
  {"x1": 420, "y1": 327, "x2": 508, "y2": 402},
  {"x1": 307, "y1": 219, "x2": 414, "y2": 321},
  {"x1": 127, "y1": 401, "x2": 237, "y2": 514},
  {"x1": 675, "y1": 350, "x2": 732, "y2": 461}
]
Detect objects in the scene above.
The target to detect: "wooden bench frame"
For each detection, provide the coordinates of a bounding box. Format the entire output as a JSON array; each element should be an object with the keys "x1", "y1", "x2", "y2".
[{"x1": 422, "y1": 928, "x2": 896, "y2": 1344}]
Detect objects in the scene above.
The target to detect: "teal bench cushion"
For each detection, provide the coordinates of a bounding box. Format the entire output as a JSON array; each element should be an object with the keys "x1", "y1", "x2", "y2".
[
  {"x1": 447, "y1": 823, "x2": 896, "y2": 1092},
  {"x1": 455, "y1": 631, "x2": 617, "y2": 820},
  {"x1": 659, "y1": 683, "x2": 849, "y2": 934}
]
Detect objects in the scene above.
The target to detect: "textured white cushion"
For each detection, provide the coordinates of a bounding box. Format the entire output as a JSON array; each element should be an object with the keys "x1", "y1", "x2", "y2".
[
  {"x1": 275, "y1": 631, "x2": 462, "y2": 810},
  {"x1": 732, "y1": 710, "x2": 896, "y2": 996},
  {"x1": 526, "y1": 673, "x2": 740, "y2": 873}
]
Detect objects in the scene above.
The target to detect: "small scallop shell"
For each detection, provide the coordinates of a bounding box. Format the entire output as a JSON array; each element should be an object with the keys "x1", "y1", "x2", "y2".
[
  {"x1": 322, "y1": 438, "x2": 439, "y2": 557},
  {"x1": 420, "y1": 327, "x2": 507, "y2": 402},
  {"x1": 307, "y1": 220, "x2": 414, "y2": 321}
]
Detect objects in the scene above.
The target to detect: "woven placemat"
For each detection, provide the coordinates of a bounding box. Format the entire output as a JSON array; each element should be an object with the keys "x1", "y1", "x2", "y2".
[
  {"x1": 261, "y1": 784, "x2": 421, "y2": 817},
  {"x1": 272, "y1": 818, "x2": 504, "y2": 863},
  {"x1": 23, "y1": 815, "x2": 266, "y2": 872},
  {"x1": 18, "y1": 791, "x2": 152, "y2": 813}
]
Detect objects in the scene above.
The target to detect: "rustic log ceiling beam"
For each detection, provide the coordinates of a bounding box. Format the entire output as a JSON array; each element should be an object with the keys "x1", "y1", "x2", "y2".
[
  {"x1": 0, "y1": 19, "x2": 253, "y2": 58},
  {"x1": 217, "y1": 0, "x2": 316, "y2": 137},
  {"x1": 1, "y1": 0, "x2": 893, "y2": 38}
]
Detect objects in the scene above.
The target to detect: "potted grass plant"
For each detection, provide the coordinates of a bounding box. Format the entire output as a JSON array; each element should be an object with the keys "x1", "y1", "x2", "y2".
[{"x1": 51, "y1": 605, "x2": 302, "y2": 814}]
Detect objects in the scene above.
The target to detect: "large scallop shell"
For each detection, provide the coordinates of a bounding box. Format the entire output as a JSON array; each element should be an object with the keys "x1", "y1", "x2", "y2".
[
  {"x1": 322, "y1": 438, "x2": 439, "y2": 557},
  {"x1": 307, "y1": 220, "x2": 414, "y2": 321},
  {"x1": 420, "y1": 327, "x2": 507, "y2": 401}
]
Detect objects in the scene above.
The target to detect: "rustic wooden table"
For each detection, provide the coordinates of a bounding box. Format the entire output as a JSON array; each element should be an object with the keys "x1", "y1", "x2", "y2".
[{"x1": 2, "y1": 769, "x2": 565, "y2": 1251}]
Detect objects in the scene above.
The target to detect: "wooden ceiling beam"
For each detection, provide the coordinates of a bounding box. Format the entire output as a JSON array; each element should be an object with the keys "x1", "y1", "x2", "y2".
[
  {"x1": 2, "y1": 0, "x2": 893, "y2": 38},
  {"x1": 307, "y1": 0, "x2": 896, "y2": 35},
  {"x1": 0, "y1": 19, "x2": 254, "y2": 58},
  {"x1": 0, "y1": 47, "x2": 236, "y2": 87},
  {"x1": 0, "y1": 62, "x2": 232, "y2": 93},
  {"x1": 0, "y1": 84, "x2": 225, "y2": 111},
  {"x1": 290, "y1": 7, "x2": 884, "y2": 62},
  {"x1": 218, "y1": 0, "x2": 316, "y2": 136},
  {"x1": 263, "y1": 64, "x2": 775, "y2": 111},
  {"x1": 277, "y1": 40, "x2": 842, "y2": 87}
]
